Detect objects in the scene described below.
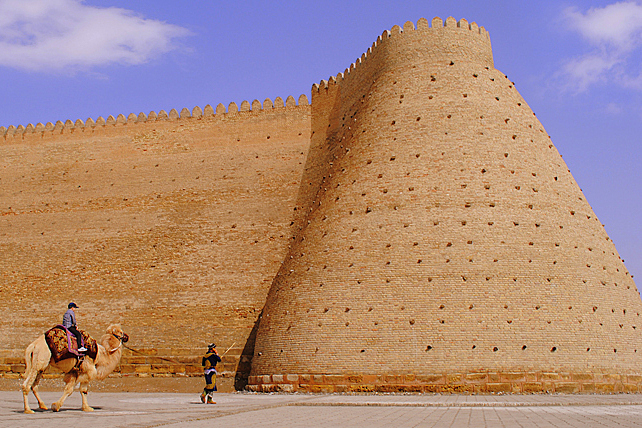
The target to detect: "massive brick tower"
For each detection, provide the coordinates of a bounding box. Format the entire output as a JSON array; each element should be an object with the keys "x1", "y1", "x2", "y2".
[{"x1": 248, "y1": 17, "x2": 642, "y2": 393}]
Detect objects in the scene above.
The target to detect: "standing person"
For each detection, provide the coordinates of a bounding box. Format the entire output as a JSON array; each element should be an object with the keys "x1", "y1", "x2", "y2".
[
  {"x1": 200, "y1": 343, "x2": 221, "y2": 404},
  {"x1": 62, "y1": 302, "x2": 87, "y2": 353}
]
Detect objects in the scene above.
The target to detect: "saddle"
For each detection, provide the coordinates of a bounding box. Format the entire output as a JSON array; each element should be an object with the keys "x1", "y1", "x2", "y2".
[{"x1": 44, "y1": 325, "x2": 98, "y2": 362}]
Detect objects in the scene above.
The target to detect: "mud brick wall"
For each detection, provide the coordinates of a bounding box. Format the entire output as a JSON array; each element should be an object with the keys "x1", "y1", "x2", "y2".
[
  {"x1": 0, "y1": 99, "x2": 310, "y2": 387},
  {"x1": 250, "y1": 17, "x2": 642, "y2": 392}
]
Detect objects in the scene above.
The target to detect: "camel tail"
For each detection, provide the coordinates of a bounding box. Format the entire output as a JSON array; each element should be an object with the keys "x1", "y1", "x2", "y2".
[{"x1": 24, "y1": 341, "x2": 36, "y2": 375}]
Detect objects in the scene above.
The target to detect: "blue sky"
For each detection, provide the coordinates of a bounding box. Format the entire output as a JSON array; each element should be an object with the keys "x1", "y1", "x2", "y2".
[{"x1": 1, "y1": 0, "x2": 640, "y2": 282}]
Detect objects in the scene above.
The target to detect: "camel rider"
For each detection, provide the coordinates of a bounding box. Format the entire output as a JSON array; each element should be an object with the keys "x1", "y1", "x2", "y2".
[
  {"x1": 63, "y1": 302, "x2": 87, "y2": 353},
  {"x1": 200, "y1": 343, "x2": 221, "y2": 404}
]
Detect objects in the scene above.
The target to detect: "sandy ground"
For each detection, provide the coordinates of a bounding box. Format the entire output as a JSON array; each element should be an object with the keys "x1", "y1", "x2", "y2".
[{"x1": 4, "y1": 376, "x2": 642, "y2": 428}]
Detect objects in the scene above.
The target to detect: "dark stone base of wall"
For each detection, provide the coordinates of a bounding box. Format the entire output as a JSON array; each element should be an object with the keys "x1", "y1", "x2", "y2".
[{"x1": 247, "y1": 372, "x2": 642, "y2": 394}]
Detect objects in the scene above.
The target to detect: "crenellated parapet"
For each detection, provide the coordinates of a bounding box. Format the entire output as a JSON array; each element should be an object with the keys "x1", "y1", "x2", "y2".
[
  {"x1": 312, "y1": 17, "x2": 491, "y2": 97},
  {"x1": 0, "y1": 94, "x2": 309, "y2": 140}
]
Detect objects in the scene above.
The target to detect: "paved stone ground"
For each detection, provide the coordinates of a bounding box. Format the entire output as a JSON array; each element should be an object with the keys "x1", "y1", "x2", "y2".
[{"x1": 4, "y1": 390, "x2": 642, "y2": 427}]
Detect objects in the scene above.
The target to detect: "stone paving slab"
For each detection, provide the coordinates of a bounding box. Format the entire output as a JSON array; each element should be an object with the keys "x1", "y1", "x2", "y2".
[{"x1": 3, "y1": 391, "x2": 642, "y2": 427}]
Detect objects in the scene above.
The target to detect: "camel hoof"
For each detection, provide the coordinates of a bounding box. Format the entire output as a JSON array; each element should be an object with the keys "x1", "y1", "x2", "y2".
[
  {"x1": 82, "y1": 406, "x2": 94, "y2": 412},
  {"x1": 24, "y1": 409, "x2": 35, "y2": 414},
  {"x1": 39, "y1": 404, "x2": 48, "y2": 410},
  {"x1": 51, "y1": 403, "x2": 60, "y2": 412}
]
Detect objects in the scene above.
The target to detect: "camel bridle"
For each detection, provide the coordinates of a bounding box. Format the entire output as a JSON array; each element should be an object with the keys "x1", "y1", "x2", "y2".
[{"x1": 108, "y1": 332, "x2": 126, "y2": 353}]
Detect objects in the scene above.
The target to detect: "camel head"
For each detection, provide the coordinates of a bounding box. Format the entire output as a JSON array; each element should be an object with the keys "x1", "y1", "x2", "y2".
[{"x1": 106, "y1": 324, "x2": 129, "y2": 343}]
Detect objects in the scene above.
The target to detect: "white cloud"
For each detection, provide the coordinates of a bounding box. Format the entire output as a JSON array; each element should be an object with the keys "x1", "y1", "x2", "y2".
[
  {"x1": 565, "y1": 1, "x2": 642, "y2": 50},
  {"x1": 0, "y1": 0, "x2": 191, "y2": 72},
  {"x1": 561, "y1": 52, "x2": 620, "y2": 92},
  {"x1": 562, "y1": 1, "x2": 642, "y2": 92},
  {"x1": 605, "y1": 102, "x2": 623, "y2": 114}
]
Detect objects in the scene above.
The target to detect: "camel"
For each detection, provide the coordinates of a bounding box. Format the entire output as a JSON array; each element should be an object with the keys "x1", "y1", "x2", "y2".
[{"x1": 21, "y1": 324, "x2": 129, "y2": 414}]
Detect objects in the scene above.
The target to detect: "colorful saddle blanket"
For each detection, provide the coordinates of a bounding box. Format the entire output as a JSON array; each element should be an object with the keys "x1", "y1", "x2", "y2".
[{"x1": 44, "y1": 325, "x2": 98, "y2": 362}]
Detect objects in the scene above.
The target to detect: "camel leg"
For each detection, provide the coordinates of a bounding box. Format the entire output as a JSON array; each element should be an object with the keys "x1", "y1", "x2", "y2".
[
  {"x1": 79, "y1": 381, "x2": 93, "y2": 412},
  {"x1": 23, "y1": 335, "x2": 53, "y2": 413},
  {"x1": 21, "y1": 368, "x2": 37, "y2": 414},
  {"x1": 29, "y1": 371, "x2": 48, "y2": 410},
  {"x1": 51, "y1": 372, "x2": 77, "y2": 412}
]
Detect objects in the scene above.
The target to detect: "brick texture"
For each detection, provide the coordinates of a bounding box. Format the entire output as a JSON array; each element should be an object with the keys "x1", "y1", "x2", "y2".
[
  {"x1": 249, "y1": 18, "x2": 642, "y2": 391},
  {"x1": 0, "y1": 103, "x2": 311, "y2": 387}
]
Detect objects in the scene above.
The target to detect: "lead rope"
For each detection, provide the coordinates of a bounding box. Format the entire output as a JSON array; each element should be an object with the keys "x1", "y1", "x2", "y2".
[{"x1": 122, "y1": 343, "x2": 183, "y2": 365}]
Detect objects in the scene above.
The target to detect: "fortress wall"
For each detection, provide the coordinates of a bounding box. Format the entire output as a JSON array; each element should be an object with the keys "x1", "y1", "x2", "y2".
[
  {"x1": 249, "y1": 18, "x2": 642, "y2": 393},
  {"x1": 0, "y1": 100, "x2": 311, "y2": 385},
  {"x1": 2, "y1": 16, "x2": 640, "y2": 394}
]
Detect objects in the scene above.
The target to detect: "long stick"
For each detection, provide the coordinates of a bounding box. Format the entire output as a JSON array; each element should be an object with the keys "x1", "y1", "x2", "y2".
[{"x1": 220, "y1": 342, "x2": 236, "y2": 358}]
